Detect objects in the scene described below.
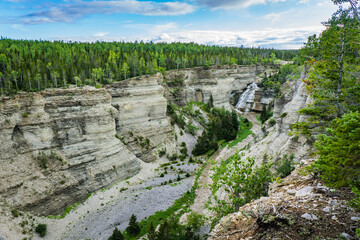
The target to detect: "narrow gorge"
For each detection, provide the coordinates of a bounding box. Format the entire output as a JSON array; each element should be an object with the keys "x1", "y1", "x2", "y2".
[{"x1": 0, "y1": 65, "x2": 271, "y2": 222}]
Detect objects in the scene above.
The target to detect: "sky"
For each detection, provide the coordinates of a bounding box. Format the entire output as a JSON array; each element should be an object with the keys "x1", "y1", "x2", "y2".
[{"x1": 0, "y1": 0, "x2": 339, "y2": 49}]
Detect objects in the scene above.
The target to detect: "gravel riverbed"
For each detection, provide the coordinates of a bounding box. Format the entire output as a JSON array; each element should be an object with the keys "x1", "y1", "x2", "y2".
[{"x1": 34, "y1": 160, "x2": 198, "y2": 240}]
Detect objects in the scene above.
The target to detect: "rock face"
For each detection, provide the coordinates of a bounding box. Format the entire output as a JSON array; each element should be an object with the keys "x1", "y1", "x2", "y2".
[
  {"x1": 164, "y1": 65, "x2": 257, "y2": 109},
  {"x1": 0, "y1": 87, "x2": 141, "y2": 215},
  {"x1": 107, "y1": 73, "x2": 173, "y2": 162},
  {"x1": 208, "y1": 159, "x2": 360, "y2": 240},
  {"x1": 241, "y1": 70, "x2": 310, "y2": 164}
]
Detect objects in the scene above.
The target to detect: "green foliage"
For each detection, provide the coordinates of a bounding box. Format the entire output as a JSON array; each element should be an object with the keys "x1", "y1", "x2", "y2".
[
  {"x1": 209, "y1": 154, "x2": 273, "y2": 222},
  {"x1": 126, "y1": 214, "x2": 141, "y2": 236},
  {"x1": 192, "y1": 107, "x2": 241, "y2": 156},
  {"x1": 108, "y1": 227, "x2": 124, "y2": 240},
  {"x1": 186, "y1": 212, "x2": 206, "y2": 230},
  {"x1": 276, "y1": 154, "x2": 295, "y2": 178},
  {"x1": 312, "y1": 111, "x2": 360, "y2": 188},
  {"x1": 260, "y1": 105, "x2": 273, "y2": 124},
  {"x1": 158, "y1": 148, "x2": 166, "y2": 157},
  {"x1": 11, "y1": 209, "x2": 19, "y2": 217},
  {"x1": 261, "y1": 64, "x2": 300, "y2": 94},
  {"x1": 167, "y1": 102, "x2": 186, "y2": 129},
  {"x1": 147, "y1": 217, "x2": 201, "y2": 240},
  {"x1": 35, "y1": 224, "x2": 47, "y2": 237},
  {"x1": 268, "y1": 118, "x2": 276, "y2": 126},
  {"x1": 350, "y1": 184, "x2": 360, "y2": 211},
  {"x1": 297, "y1": 14, "x2": 360, "y2": 135},
  {"x1": 0, "y1": 39, "x2": 298, "y2": 95}
]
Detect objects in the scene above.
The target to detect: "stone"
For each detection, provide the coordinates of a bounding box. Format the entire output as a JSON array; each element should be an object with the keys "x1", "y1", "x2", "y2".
[
  {"x1": 301, "y1": 213, "x2": 318, "y2": 220},
  {"x1": 322, "y1": 206, "x2": 331, "y2": 212},
  {"x1": 287, "y1": 189, "x2": 296, "y2": 195},
  {"x1": 296, "y1": 186, "x2": 314, "y2": 197},
  {"x1": 340, "y1": 233, "x2": 354, "y2": 239}
]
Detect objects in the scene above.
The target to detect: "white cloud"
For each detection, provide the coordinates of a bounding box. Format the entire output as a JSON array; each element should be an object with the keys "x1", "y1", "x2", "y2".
[
  {"x1": 49, "y1": 26, "x2": 324, "y2": 49},
  {"x1": 264, "y1": 13, "x2": 281, "y2": 23},
  {"x1": 152, "y1": 22, "x2": 178, "y2": 33},
  {"x1": 20, "y1": 1, "x2": 195, "y2": 24},
  {"x1": 196, "y1": 0, "x2": 285, "y2": 9},
  {"x1": 93, "y1": 32, "x2": 108, "y2": 37}
]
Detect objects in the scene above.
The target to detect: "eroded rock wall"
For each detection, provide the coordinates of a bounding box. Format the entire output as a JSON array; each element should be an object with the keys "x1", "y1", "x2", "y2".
[
  {"x1": 107, "y1": 73, "x2": 174, "y2": 163},
  {"x1": 0, "y1": 87, "x2": 141, "y2": 215},
  {"x1": 164, "y1": 65, "x2": 257, "y2": 109}
]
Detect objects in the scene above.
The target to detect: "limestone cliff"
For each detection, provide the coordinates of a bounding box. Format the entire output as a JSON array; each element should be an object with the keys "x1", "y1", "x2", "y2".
[
  {"x1": 0, "y1": 65, "x2": 269, "y2": 216},
  {"x1": 209, "y1": 70, "x2": 360, "y2": 239},
  {"x1": 107, "y1": 73, "x2": 173, "y2": 163},
  {"x1": 0, "y1": 87, "x2": 140, "y2": 215},
  {"x1": 163, "y1": 65, "x2": 258, "y2": 109}
]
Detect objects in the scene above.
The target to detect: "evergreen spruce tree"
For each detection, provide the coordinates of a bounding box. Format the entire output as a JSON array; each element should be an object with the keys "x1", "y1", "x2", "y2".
[
  {"x1": 126, "y1": 214, "x2": 140, "y2": 236},
  {"x1": 108, "y1": 227, "x2": 124, "y2": 240}
]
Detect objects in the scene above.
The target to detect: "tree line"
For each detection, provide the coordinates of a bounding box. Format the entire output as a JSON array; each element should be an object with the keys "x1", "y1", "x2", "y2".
[{"x1": 0, "y1": 39, "x2": 299, "y2": 95}]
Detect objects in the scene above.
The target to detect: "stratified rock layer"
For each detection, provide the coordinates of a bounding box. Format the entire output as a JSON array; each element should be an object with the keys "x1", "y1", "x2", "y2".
[
  {"x1": 164, "y1": 65, "x2": 257, "y2": 109},
  {"x1": 0, "y1": 87, "x2": 140, "y2": 215},
  {"x1": 107, "y1": 73, "x2": 173, "y2": 162},
  {"x1": 0, "y1": 65, "x2": 270, "y2": 216}
]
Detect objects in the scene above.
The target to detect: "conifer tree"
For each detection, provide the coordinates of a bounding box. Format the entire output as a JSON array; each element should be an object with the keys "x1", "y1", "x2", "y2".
[{"x1": 126, "y1": 214, "x2": 140, "y2": 236}]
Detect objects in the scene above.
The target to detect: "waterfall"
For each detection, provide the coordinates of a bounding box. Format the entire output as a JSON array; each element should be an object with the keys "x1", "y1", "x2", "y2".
[{"x1": 236, "y1": 82, "x2": 258, "y2": 113}]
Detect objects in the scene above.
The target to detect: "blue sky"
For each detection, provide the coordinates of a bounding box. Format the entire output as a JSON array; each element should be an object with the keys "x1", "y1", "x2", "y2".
[{"x1": 0, "y1": 0, "x2": 338, "y2": 49}]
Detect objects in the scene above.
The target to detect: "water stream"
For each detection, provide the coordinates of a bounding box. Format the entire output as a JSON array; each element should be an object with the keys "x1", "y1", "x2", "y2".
[{"x1": 235, "y1": 82, "x2": 258, "y2": 113}]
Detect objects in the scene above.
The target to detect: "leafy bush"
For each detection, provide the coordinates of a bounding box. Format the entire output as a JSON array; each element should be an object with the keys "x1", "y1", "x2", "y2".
[
  {"x1": 209, "y1": 154, "x2": 273, "y2": 222},
  {"x1": 35, "y1": 223, "x2": 47, "y2": 237},
  {"x1": 158, "y1": 148, "x2": 166, "y2": 157},
  {"x1": 11, "y1": 209, "x2": 19, "y2": 217},
  {"x1": 276, "y1": 154, "x2": 295, "y2": 178},
  {"x1": 268, "y1": 118, "x2": 276, "y2": 126}
]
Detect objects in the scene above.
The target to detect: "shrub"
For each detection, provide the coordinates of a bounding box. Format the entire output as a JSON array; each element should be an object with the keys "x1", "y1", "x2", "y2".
[
  {"x1": 126, "y1": 214, "x2": 141, "y2": 236},
  {"x1": 280, "y1": 112, "x2": 288, "y2": 118},
  {"x1": 269, "y1": 118, "x2": 276, "y2": 126},
  {"x1": 11, "y1": 209, "x2": 19, "y2": 217},
  {"x1": 158, "y1": 148, "x2": 166, "y2": 157},
  {"x1": 209, "y1": 154, "x2": 272, "y2": 222},
  {"x1": 276, "y1": 154, "x2": 295, "y2": 178},
  {"x1": 35, "y1": 223, "x2": 47, "y2": 237}
]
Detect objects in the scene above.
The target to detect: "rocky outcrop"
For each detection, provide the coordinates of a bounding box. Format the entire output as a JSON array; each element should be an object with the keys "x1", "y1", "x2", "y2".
[
  {"x1": 107, "y1": 73, "x2": 173, "y2": 163},
  {"x1": 164, "y1": 65, "x2": 258, "y2": 109},
  {"x1": 0, "y1": 87, "x2": 141, "y2": 215},
  {"x1": 209, "y1": 159, "x2": 360, "y2": 240},
  {"x1": 240, "y1": 70, "x2": 310, "y2": 164}
]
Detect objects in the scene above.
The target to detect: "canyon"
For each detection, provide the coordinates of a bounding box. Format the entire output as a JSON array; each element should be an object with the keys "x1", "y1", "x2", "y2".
[{"x1": 0, "y1": 65, "x2": 270, "y2": 217}]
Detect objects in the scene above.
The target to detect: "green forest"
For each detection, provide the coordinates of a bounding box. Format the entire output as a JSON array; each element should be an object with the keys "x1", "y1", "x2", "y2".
[{"x1": 0, "y1": 39, "x2": 298, "y2": 95}]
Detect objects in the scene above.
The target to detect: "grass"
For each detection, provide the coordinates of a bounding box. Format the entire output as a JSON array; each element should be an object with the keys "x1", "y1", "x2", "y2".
[
  {"x1": 225, "y1": 119, "x2": 253, "y2": 149},
  {"x1": 227, "y1": 128, "x2": 253, "y2": 148}
]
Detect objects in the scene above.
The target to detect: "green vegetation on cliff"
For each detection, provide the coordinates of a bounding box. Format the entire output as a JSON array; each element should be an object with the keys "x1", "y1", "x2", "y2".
[{"x1": 293, "y1": 2, "x2": 360, "y2": 216}]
